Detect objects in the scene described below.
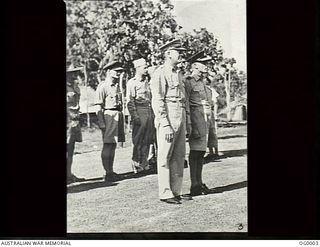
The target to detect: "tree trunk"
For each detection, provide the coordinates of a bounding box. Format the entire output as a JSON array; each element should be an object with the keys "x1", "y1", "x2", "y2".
[
  {"x1": 224, "y1": 71, "x2": 231, "y2": 121},
  {"x1": 83, "y1": 63, "x2": 91, "y2": 128},
  {"x1": 118, "y1": 72, "x2": 125, "y2": 148}
]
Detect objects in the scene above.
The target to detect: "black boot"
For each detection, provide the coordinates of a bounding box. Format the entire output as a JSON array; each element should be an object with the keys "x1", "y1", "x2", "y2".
[
  {"x1": 201, "y1": 183, "x2": 215, "y2": 194},
  {"x1": 190, "y1": 185, "x2": 203, "y2": 196}
]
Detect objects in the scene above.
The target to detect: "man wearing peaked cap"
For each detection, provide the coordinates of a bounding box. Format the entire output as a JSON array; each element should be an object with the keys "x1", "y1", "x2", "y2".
[
  {"x1": 66, "y1": 66, "x2": 85, "y2": 184},
  {"x1": 190, "y1": 53, "x2": 223, "y2": 160},
  {"x1": 185, "y1": 51, "x2": 216, "y2": 196},
  {"x1": 150, "y1": 39, "x2": 192, "y2": 204},
  {"x1": 126, "y1": 58, "x2": 155, "y2": 174},
  {"x1": 94, "y1": 61, "x2": 125, "y2": 182}
]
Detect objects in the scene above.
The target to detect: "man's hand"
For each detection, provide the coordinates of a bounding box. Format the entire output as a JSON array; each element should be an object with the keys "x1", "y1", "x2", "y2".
[{"x1": 164, "y1": 125, "x2": 174, "y2": 143}]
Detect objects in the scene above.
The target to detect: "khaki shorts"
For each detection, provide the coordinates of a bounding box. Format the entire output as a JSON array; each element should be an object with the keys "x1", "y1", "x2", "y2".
[{"x1": 102, "y1": 110, "x2": 125, "y2": 143}]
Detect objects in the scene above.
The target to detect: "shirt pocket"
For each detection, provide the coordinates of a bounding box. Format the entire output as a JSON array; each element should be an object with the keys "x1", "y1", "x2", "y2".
[
  {"x1": 166, "y1": 84, "x2": 176, "y2": 98},
  {"x1": 191, "y1": 85, "x2": 203, "y2": 102}
]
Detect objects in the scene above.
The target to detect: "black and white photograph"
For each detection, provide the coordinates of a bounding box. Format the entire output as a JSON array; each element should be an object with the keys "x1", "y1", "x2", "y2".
[
  {"x1": 66, "y1": 0, "x2": 247, "y2": 233},
  {"x1": 3, "y1": 0, "x2": 319, "y2": 241}
]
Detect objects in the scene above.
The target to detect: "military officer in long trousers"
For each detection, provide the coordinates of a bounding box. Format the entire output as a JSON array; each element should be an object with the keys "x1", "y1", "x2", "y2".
[
  {"x1": 67, "y1": 66, "x2": 85, "y2": 184},
  {"x1": 126, "y1": 58, "x2": 155, "y2": 173},
  {"x1": 185, "y1": 51, "x2": 216, "y2": 196},
  {"x1": 95, "y1": 61, "x2": 125, "y2": 182},
  {"x1": 150, "y1": 39, "x2": 192, "y2": 204}
]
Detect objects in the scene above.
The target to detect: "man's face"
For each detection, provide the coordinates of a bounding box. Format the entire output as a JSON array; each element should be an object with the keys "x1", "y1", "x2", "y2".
[
  {"x1": 192, "y1": 62, "x2": 208, "y2": 76},
  {"x1": 136, "y1": 65, "x2": 148, "y2": 75},
  {"x1": 67, "y1": 73, "x2": 80, "y2": 84},
  {"x1": 169, "y1": 50, "x2": 180, "y2": 64},
  {"x1": 198, "y1": 63, "x2": 208, "y2": 73},
  {"x1": 109, "y1": 69, "x2": 122, "y2": 79}
]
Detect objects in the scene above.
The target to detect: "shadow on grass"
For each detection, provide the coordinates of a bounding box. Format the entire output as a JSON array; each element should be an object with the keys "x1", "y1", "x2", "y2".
[
  {"x1": 189, "y1": 181, "x2": 247, "y2": 197},
  {"x1": 212, "y1": 181, "x2": 247, "y2": 194},
  {"x1": 116, "y1": 167, "x2": 158, "y2": 181},
  {"x1": 67, "y1": 179, "x2": 119, "y2": 194},
  {"x1": 203, "y1": 148, "x2": 247, "y2": 164},
  {"x1": 218, "y1": 135, "x2": 246, "y2": 140},
  {"x1": 221, "y1": 149, "x2": 247, "y2": 158},
  {"x1": 68, "y1": 167, "x2": 158, "y2": 194}
]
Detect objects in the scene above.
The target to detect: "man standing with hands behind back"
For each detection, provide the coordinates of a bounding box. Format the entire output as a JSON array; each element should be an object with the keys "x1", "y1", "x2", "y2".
[
  {"x1": 185, "y1": 51, "x2": 216, "y2": 196},
  {"x1": 126, "y1": 58, "x2": 155, "y2": 173},
  {"x1": 150, "y1": 39, "x2": 192, "y2": 204},
  {"x1": 95, "y1": 61, "x2": 125, "y2": 183},
  {"x1": 66, "y1": 66, "x2": 85, "y2": 184}
]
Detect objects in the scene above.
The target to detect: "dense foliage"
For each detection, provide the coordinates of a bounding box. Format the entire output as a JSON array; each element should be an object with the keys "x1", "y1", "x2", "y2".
[{"x1": 66, "y1": 0, "x2": 246, "y2": 111}]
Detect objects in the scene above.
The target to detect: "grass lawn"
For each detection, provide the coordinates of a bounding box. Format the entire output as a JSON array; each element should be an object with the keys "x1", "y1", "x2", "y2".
[{"x1": 67, "y1": 125, "x2": 247, "y2": 233}]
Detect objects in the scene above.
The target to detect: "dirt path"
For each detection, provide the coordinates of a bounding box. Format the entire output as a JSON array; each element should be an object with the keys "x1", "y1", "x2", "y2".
[{"x1": 67, "y1": 126, "x2": 247, "y2": 232}]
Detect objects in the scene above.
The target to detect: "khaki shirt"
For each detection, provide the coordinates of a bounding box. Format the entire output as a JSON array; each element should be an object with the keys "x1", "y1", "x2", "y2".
[
  {"x1": 150, "y1": 64, "x2": 186, "y2": 127},
  {"x1": 95, "y1": 79, "x2": 122, "y2": 110},
  {"x1": 185, "y1": 74, "x2": 212, "y2": 138},
  {"x1": 185, "y1": 74, "x2": 210, "y2": 106},
  {"x1": 126, "y1": 76, "x2": 152, "y2": 120}
]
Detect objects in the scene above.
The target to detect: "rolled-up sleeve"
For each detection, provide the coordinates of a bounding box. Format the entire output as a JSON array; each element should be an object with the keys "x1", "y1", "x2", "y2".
[{"x1": 150, "y1": 68, "x2": 170, "y2": 127}]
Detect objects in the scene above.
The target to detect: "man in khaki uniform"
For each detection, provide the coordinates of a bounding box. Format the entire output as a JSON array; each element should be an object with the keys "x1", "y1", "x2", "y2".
[
  {"x1": 127, "y1": 58, "x2": 155, "y2": 173},
  {"x1": 66, "y1": 66, "x2": 85, "y2": 184},
  {"x1": 95, "y1": 61, "x2": 125, "y2": 182},
  {"x1": 185, "y1": 51, "x2": 216, "y2": 196},
  {"x1": 150, "y1": 39, "x2": 192, "y2": 204}
]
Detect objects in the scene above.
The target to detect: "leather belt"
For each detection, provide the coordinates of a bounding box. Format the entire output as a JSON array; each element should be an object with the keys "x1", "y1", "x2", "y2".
[{"x1": 104, "y1": 108, "x2": 120, "y2": 111}]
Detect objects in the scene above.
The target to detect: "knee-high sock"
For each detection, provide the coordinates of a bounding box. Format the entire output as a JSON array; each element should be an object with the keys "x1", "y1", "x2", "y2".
[
  {"x1": 108, "y1": 143, "x2": 116, "y2": 173},
  {"x1": 101, "y1": 143, "x2": 116, "y2": 174},
  {"x1": 189, "y1": 150, "x2": 200, "y2": 188},
  {"x1": 67, "y1": 141, "x2": 75, "y2": 177},
  {"x1": 196, "y1": 151, "x2": 206, "y2": 185}
]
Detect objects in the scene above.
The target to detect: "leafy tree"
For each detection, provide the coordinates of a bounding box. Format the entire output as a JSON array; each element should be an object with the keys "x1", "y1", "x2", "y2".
[{"x1": 66, "y1": 0, "x2": 246, "y2": 116}]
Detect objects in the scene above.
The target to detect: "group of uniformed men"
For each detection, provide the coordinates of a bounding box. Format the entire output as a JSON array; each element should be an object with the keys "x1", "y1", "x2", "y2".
[{"x1": 66, "y1": 39, "x2": 223, "y2": 204}]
